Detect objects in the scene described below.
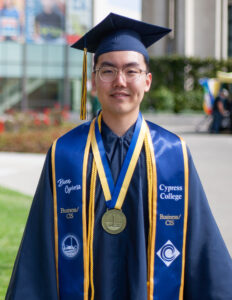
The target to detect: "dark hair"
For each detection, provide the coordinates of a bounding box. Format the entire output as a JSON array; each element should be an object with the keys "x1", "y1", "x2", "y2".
[{"x1": 93, "y1": 53, "x2": 150, "y2": 73}]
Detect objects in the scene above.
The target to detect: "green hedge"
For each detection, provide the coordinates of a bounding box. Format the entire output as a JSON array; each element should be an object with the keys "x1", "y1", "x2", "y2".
[{"x1": 143, "y1": 55, "x2": 232, "y2": 113}]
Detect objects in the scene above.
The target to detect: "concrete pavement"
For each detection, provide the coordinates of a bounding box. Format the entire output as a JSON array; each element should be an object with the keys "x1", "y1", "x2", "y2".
[
  {"x1": 173, "y1": 134, "x2": 232, "y2": 256},
  {"x1": 0, "y1": 152, "x2": 45, "y2": 196},
  {"x1": 0, "y1": 113, "x2": 231, "y2": 255}
]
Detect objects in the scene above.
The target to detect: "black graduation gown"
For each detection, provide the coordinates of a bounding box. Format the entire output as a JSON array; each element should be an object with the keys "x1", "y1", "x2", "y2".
[{"x1": 6, "y1": 121, "x2": 232, "y2": 300}]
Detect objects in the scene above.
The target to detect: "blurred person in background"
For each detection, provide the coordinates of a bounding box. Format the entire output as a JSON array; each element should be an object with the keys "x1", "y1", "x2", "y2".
[
  {"x1": 0, "y1": 0, "x2": 21, "y2": 41},
  {"x1": 34, "y1": 0, "x2": 65, "y2": 43},
  {"x1": 224, "y1": 93, "x2": 232, "y2": 133},
  {"x1": 210, "y1": 88, "x2": 229, "y2": 133},
  {"x1": 90, "y1": 89, "x2": 101, "y2": 119}
]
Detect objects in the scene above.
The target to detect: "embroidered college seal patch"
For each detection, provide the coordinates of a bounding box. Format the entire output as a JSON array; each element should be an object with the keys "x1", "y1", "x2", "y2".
[
  {"x1": 156, "y1": 240, "x2": 180, "y2": 267},
  {"x1": 62, "y1": 234, "x2": 79, "y2": 259}
]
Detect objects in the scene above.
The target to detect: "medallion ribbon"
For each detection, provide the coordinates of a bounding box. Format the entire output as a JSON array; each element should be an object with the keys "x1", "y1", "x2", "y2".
[{"x1": 91, "y1": 111, "x2": 147, "y2": 210}]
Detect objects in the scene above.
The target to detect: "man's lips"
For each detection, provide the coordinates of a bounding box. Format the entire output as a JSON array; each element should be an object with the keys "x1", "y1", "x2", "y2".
[{"x1": 110, "y1": 90, "x2": 130, "y2": 97}]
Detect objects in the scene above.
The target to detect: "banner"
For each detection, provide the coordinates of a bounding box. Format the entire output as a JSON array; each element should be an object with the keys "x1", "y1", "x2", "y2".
[
  {"x1": 217, "y1": 71, "x2": 232, "y2": 83},
  {"x1": 199, "y1": 78, "x2": 220, "y2": 115},
  {"x1": 25, "y1": 0, "x2": 66, "y2": 44},
  {"x1": 0, "y1": 0, "x2": 92, "y2": 44},
  {"x1": 66, "y1": 0, "x2": 92, "y2": 45},
  {"x1": 0, "y1": 0, "x2": 24, "y2": 42}
]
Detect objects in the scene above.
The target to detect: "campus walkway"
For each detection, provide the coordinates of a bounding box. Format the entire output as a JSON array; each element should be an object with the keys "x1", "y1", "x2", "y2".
[{"x1": 0, "y1": 113, "x2": 231, "y2": 255}]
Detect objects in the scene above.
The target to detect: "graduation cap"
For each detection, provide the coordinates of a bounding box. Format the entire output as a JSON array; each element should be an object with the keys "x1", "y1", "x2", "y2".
[{"x1": 71, "y1": 13, "x2": 171, "y2": 120}]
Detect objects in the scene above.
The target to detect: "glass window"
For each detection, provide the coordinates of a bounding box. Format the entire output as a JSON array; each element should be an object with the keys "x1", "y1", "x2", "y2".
[{"x1": 27, "y1": 44, "x2": 44, "y2": 64}]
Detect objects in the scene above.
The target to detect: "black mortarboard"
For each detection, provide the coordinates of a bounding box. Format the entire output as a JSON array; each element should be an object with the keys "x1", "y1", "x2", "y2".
[{"x1": 71, "y1": 13, "x2": 171, "y2": 120}]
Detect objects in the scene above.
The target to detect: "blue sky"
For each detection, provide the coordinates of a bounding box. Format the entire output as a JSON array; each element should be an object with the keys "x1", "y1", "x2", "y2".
[
  {"x1": 94, "y1": 0, "x2": 141, "y2": 23},
  {"x1": 107, "y1": 0, "x2": 141, "y2": 14}
]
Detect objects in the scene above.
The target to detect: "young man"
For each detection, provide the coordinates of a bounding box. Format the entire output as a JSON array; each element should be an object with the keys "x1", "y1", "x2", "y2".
[{"x1": 6, "y1": 13, "x2": 232, "y2": 300}]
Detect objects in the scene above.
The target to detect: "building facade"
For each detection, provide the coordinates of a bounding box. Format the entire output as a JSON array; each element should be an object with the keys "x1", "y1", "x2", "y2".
[
  {"x1": 0, "y1": 0, "x2": 92, "y2": 114},
  {"x1": 142, "y1": 0, "x2": 231, "y2": 60}
]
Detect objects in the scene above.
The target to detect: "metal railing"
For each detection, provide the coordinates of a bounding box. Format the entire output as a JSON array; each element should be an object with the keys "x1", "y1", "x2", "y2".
[{"x1": 0, "y1": 79, "x2": 45, "y2": 113}]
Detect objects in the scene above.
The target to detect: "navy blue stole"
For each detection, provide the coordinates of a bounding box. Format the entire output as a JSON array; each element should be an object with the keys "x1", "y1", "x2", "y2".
[{"x1": 52, "y1": 118, "x2": 188, "y2": 300}]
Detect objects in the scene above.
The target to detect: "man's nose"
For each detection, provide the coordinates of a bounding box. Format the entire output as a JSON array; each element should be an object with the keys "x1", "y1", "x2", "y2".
[{"x1": 113, "y1": 70, "x2": 127, "y2": 86}]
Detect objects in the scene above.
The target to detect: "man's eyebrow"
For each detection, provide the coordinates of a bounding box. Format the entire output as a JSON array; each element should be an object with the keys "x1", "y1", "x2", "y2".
[
  {"x1": 99, "y1": 61, "x2": 140, "y2": 68},
  {"x1": 99, "y1": 62, "x2": 115, "y2": 67}
]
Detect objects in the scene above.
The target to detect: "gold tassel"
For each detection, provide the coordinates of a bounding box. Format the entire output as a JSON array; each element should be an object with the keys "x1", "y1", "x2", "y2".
[{"x1": 80, "y1": 48, "x2": 87, "y2": 120}]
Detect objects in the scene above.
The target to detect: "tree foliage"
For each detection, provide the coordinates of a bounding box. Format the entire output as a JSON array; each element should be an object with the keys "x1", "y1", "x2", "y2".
[{"x1": 143, "y1": 55, "x2": 232, "y2": 112}]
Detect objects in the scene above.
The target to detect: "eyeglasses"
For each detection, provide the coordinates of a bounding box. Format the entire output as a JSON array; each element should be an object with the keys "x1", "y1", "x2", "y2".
[{"x1": 94, "y1": 66, "x2": 147, "y2": 83}]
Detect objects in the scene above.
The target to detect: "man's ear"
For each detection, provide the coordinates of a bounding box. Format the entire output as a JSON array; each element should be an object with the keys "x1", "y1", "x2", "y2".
[
  {"x1": 144, "y1": 72, "x2": 152, "y2": 93},
  {"x1": 91, "y1": 72, "x2": 96, "y2": 92}
]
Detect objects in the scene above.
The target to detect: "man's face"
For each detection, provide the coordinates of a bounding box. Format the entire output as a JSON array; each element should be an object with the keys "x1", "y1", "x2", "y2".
[{"x1": 92, "y1": 51, "x2": 152, "y2": 118}]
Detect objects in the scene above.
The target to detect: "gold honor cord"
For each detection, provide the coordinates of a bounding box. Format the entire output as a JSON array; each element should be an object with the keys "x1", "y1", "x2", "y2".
[
  {"x1": 145, "y1": 125, "x2": 158, "y2": 300},
  {"x1": 51, "y1": 139, "x2": 60, "y2": 299},
  {"x1": 88, "y1": 160, "x2": 97, "y2": 300},
  {"x1": 82, "y1": 120, "x2": 95, "y2": 300},
  {"x1": 91, "y1": 118, "x2": 147, "y2": 210},
  {"x1": 144, "y1": 134, "x2": 153, "y2": 297},
  {"x1": 179, "y1": 138, "x2": 189, "y2": 300},
  {"x1": 91, "y1": 132, "x2": 111, "y2": 201}
]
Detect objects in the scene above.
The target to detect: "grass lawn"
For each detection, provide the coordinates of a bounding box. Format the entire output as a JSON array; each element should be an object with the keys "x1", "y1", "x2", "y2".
[{"x1": 0, "y1": 186, "x2": 32, "y2": 299}]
